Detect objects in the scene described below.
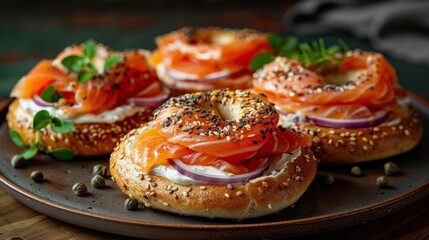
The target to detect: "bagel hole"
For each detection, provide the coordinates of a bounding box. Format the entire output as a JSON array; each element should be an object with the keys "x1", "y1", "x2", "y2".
[{"x1": 196, "y1": 99, "x2": 241, "y2": 122}]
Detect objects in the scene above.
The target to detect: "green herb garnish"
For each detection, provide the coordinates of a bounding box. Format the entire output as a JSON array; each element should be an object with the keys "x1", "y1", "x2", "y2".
[
  {"x1": 104, "y1": 54, "x2": 122, "y2": 71},
  {"x1": 41, "y1": 86, "x2": 63, "y2": 103},
  {"x1": 9, "y1": 85, "x2": 76, "y2": 161},
  {"x1": 9, "y1": 130, "x2": 26, "y2": 147},
  {"x1": 61, "y1": 39, "x2": 123, "y2": 83},
  {"x1": 48, "y1": 148, "x2": 75, "y2": 161},
  {"x1": 249, "y1": 53, "x2": 275, "y2": 72},
  {"x1": 83, "y1": 39, "x2": 97, "y2": 59},
  {"x1": 21, "y1": 145, "x2": 38, "y2": 160},
  {"x1": 250, "y1": 33, "x2": 349, "y2": 73},
  {"x1": 33, "y1": 110, "x2": 51, "y2": 130},
  {"x1": 61, "y1": 39, "x2": 97, "y2": 83}
]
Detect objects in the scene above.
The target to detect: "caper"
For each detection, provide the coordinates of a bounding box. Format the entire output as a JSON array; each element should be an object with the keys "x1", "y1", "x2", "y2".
[
  {"x1": 351, "y1": 166, "x2": 362, "y2": 176},
  {"x1": 30, "y1": 171, "x2": 44, "y2": 183},
  {"x1": 11, "y1": 154, "x2": 26, "y2": 168},
  {"x1": 124, "y1": 198, "x2": 139, "y2": 211},
  {"x1": 383, "y1": 162, "x2": 400, "y2": 176},
  {"x1": 91, "y1": 175, "x2": 106, "y2": 189},
  {"x1": 376, "y1": 176, "x2": 389, "y2": 188},
  {"x1": 93, "y1": 164, "x2": 108, "y2": 177},
  {"x1": 72, "y1": 182, "x2": 88, "y2": 196},
  {"x1": 322, "y1": 173, "x2": 334, "y2": 186}
]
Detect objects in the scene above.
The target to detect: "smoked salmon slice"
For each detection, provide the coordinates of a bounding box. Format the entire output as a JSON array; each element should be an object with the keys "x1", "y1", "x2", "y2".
[
  {"x1": 131, "y1": 89, "x2": 311, "y2": 175},
  {"x1": 11, "y1": 43, "x2": 160, "y2": 114},
  {"x1": 252, "y1": 51, "x2": 398, "y2": 119}
]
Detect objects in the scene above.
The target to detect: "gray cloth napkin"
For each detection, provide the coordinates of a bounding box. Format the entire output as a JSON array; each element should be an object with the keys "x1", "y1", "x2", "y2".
[{"x1": 283, "y1": 0, "x2": 429, "y2": 65}]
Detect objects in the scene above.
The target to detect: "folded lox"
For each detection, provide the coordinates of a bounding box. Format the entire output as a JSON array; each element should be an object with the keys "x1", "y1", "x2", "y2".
[{"x1": 150, "y1": 27, "x2": 273, "y2": 94}]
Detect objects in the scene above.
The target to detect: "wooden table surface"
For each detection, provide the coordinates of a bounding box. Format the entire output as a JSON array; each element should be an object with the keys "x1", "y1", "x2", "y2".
[
  {"x1": 1, "y1": 176, "x2": 429, "y2": 240},
  {"x1": 1, "y1": 2, "x2": 429, "y2": 239}
]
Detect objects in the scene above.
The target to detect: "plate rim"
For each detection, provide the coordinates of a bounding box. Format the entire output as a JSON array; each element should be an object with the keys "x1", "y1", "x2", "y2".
[{"x1": 1, "y1": 95, "x2": 429, "y2": 238}]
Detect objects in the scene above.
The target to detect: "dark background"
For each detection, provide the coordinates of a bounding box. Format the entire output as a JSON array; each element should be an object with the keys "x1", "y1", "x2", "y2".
[{"x1": 0, "y1": 1, "x2": 428, "y2": 100}]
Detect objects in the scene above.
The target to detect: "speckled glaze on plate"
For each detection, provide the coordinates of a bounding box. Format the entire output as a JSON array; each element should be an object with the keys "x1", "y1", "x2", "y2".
[{"x1": 0, "y1": 98, "x2": 428, "y2": 240}]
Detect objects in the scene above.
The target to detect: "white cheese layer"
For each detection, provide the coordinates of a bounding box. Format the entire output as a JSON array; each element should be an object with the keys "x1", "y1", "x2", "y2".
[{"x1": 19, "y1": 99, "x2": 142, "y2": 124}]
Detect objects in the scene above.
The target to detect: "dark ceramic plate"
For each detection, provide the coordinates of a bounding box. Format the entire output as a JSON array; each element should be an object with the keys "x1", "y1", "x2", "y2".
[{"x1": 0, "y1": 97, "x2": 429, "y2": 240}]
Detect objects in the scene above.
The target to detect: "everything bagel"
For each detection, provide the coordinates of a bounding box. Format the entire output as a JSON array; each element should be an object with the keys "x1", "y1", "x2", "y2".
[
  {"x1": 110, "y1": 89, "x2": 318, "y2": 219},
  {"x1": 252, "y1": 51, "x2": 423, "y2": 164},
  {"x1": 8, "y1": 41, "x2": 164, "y2": 156}
]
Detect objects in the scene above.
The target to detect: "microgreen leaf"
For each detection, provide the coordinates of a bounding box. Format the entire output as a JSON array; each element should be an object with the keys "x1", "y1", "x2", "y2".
[
  {"x1": 51, "y1": 116, "x2": 64, "y2": 127},
  {"x1": 33, "y1": 110, "x2": 51, "y2": 130},
  {"x1": 77, "y1": 71, "x2": 94, "y2": 83},
  {"x1": 36, "y1": 142, "x2": 46, "y2": 152},
  {"x1": 9, "y1": 130, "x2": 26, "y2": 147},
  {"x1": 281, "y1": 36, "x2": 299, "y2": 53},
  {"x1": 84, "y1": 39, "x2": 97, "y2": 59},
  {"x1": 327, "y1": 45, "x2": 340, "y2": 55},
  {"x1": 21, "y1": 145, "x2": 38, "y2": 160},
  {"x1": 51, "y1": 121, "x2": 75, "y2": 134},
  {"x1": 267, "y1": 33, "x2": 283, "y2": 50},
  {"x1": 61, "y1": 55, "x2": 83, "y2": 72},
  {"x1": 338, "y1": 39, "x2": 350, "y2": 52},
  {"x1": 104, "y1": 54, "x2": 122, "y2": 71},
  {"x1": 252, "y1": 33, "x2": 350, "y2": 74},
  {"x1": 249, "y1": 53, "x2": 276, "y2": 71},
  {"x1": 40, "y1": 85, "x2": 63, "y2": 103},
  {"x1": 48, "y1": 148, "x2": 75, "y2": 161}
]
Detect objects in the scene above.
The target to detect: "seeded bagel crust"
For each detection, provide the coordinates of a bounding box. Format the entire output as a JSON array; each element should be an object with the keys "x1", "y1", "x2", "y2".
[
  {"x1": 109, "y1": 125, "x2": 318, "y2": 219},
  {"x1": 280, "y1": 105, "x2": 423, "y2": 164},
  {"x1": 7, "y1": 99, "x2": 153, "y2": 156}
]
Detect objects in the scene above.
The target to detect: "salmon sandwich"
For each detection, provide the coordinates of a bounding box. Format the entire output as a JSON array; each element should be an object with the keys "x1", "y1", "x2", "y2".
[
  {"x1": 252, "y1": 49, "x2": 422, "y2": 164},
  {"x1": 7, "y1": 40, "x2": 169, "y2": 157},
  {"x1": 110, "y1": 89, "x2": 318, "y2": 219}
]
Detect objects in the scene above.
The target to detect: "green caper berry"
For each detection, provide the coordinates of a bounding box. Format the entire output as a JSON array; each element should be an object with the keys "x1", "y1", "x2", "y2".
[
  {"x1": 322, "y1": 173, "x2": 334, "y2": 186},
  {"x1": 351, "y1": 166, "x2": 362, "y2": 176},
  {"x1": 11, "y1": 154, "x2": 26, "y2": 168},
  {"x1": 93, "y1": 164, "x2": 108, "y2": 177},
  {"x1": 30, "y1": 171, "x2": 44, "y2": 183},
  {"x1": 124, "y1": 198, "x2": 139, "y2": 211},
  {"x1": 376, "y1": 176, "x2": 389, "y2": 188},
  {"x1": 383, "y1": 162, "x2": 400, "y2": 176},
  {"x1": 72, "y1": 182, "x2": 88, "y2": 196},
  {"x1": 91, "y1": 175, "x2": 106, "y2": 189}
]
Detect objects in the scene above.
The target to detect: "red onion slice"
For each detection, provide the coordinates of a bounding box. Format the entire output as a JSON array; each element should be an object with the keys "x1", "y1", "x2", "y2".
[
  {"x1": 169, "y1": 159, "x2": 270, "y2": 184},
  {"x1": 307, "y1": 110, "x2": 389, "y2": 129},
  {"x1": 127, "y1": 85, "x2": 171, "y2": 108},
  {"x1": 165, "y1": 67, "x2": 235, "y2": 82},
  {"x1": 32, "y1": 95, "x2": 54, "y2": 107}
]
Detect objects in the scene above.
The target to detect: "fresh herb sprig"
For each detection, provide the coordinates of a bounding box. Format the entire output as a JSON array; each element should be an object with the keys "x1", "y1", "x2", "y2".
[
  {"x1": 61, "y1": 39, "x2": 123, "y2": 83},
  {"x1": 250, "y1": 33, "x2": 349, "y2": 73},
  {"x1": 9, "y1": 86, "x2": 76, "y2": 161}
]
